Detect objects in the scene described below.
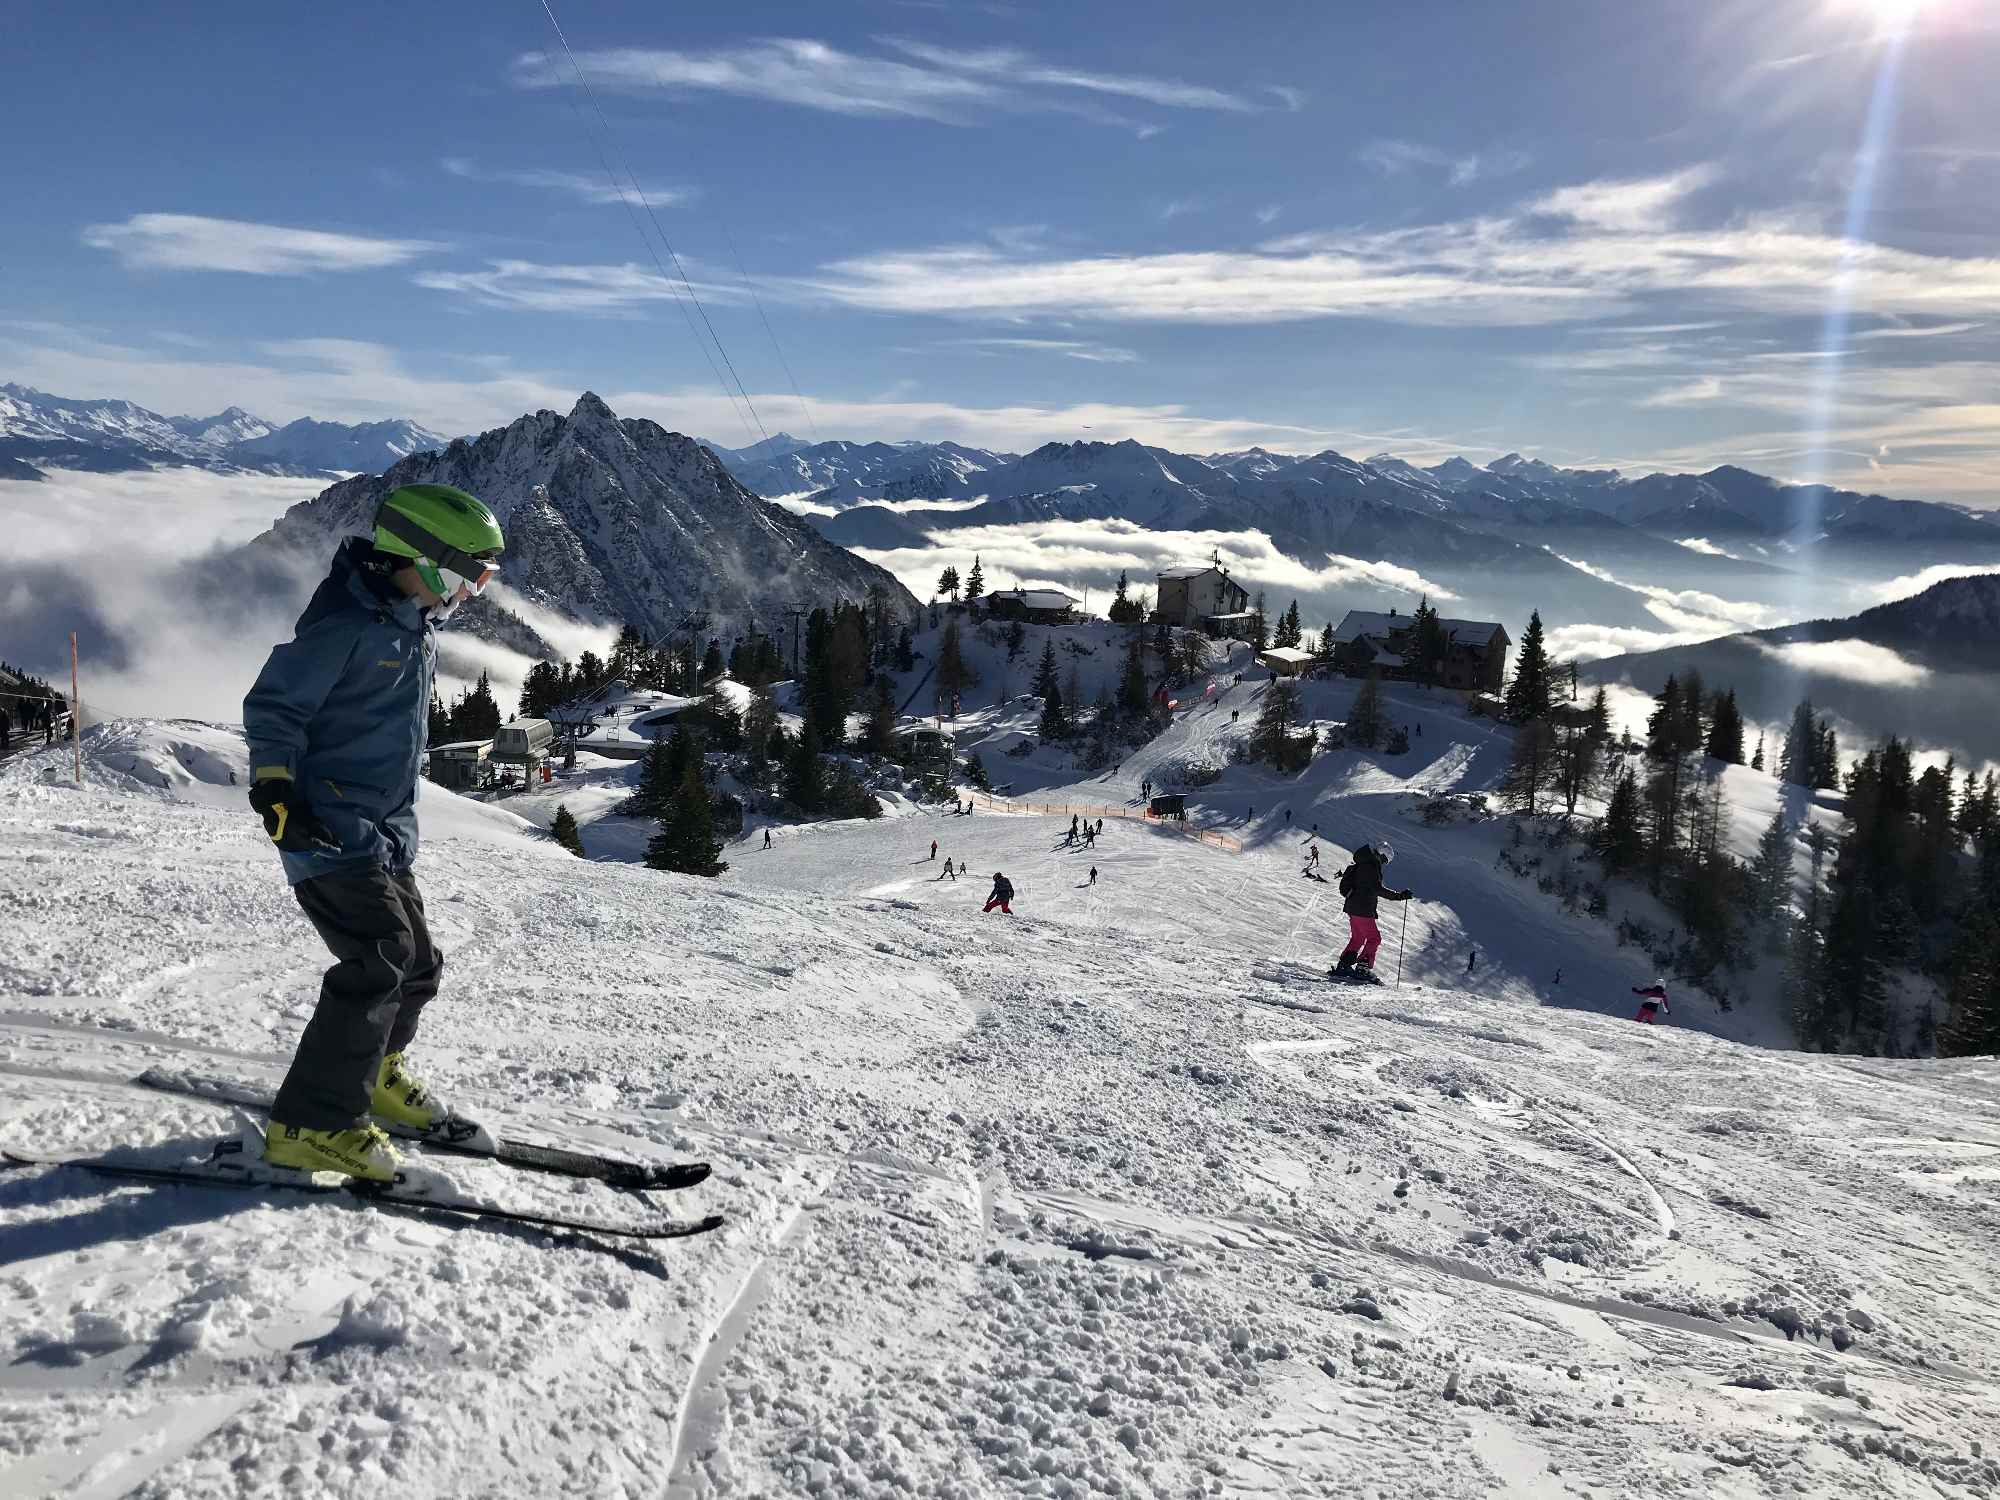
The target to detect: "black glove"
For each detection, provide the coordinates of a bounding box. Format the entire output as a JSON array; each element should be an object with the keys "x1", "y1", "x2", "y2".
[{"x1": 249, "y1": 777, "x2": 340, "y2": 854}]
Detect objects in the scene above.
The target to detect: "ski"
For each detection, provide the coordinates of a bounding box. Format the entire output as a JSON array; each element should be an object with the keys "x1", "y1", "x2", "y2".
[
  {"x1": 134, "y1": 1066, "x2": 709, "y2": 1194},
  {"x1": 1, "y1": 1140, "x2": 725, "y2": 1241}
]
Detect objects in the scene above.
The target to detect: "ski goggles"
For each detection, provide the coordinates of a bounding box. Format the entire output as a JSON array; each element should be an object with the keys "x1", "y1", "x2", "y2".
[{"x1": 431, "y1": 552, "x2": 501, "y2": 606}]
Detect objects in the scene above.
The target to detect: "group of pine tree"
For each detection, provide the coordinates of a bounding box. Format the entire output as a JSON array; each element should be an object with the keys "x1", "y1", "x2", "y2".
[{"x1": 1489, "y1": 610, "x2": 1999, "y2": 1055}]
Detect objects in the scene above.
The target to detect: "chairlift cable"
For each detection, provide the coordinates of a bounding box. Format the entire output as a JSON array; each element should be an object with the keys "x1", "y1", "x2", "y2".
[{"x1": 536, "y1": 0, "x2": 770, "y2": 444}]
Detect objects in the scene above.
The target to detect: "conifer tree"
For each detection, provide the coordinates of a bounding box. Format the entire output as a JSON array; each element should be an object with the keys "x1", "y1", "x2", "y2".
[
  {"x1": 863, "y1": 673, "x2": 898, "y2": 756},
  {"x1": 646, "y1": 765, "x2": 728, "y2": 876},
  {"x1": 1814, "y1": 724, "x2": 1840, "y2": 789},
  {"x1": 1038, "y1": 676, "x2": 1070, "y2": 741},
  {"x1": 1704, "y1": 688, "x2": 1745, "y2": 763},
  {"x1": 936, "y1": 618, "x2": 969, "y2": 713},
  {"x1": 1584, "y1": 685, "x2": 1612, "y2": 744},
  {"x1": 1747, "y1": 808, "x2": 1793, "y2": 922},
  {"x1": 1249, "y1": 679, "x2": 1311, "y2": 771},
  {"x1": 1779, "y1": 700, "x2": 1817, "y2": 786},
  {"x1": 1031, "y1": 639, "x2": 1061, "y2": 702},
  {"x1": 1118, "y1": 634, "x2": 1151, "y2": 718},
  {"x1": 701, "y1": 640, "x2": 724, "y2": 682},
  {"x1": 964, "y1": 556, "x2": 985, "y2": 600},
  {"x1": 1250, "y1": 591, "x2": 1269, "y2": 652},
  {"x1": 743, "y1": 686, "x2": 779, "y2": 771},
  {"x1": 1498, "y1": 718, "x2": 1558, "y2": 815},
  {"x1": 1593, "y1": 766, "x2": 1647, "y2": 873},
  {"x1": 1404, "y1": 597, "x2": 1450, "y2": 686},
  {"x1": 963, "y1": 751, "x2": 991, "y2": 792},
  {"x1": 550, "y1": 802, "x2": 586, "y2": 857},
  {"x1": 1552, "y1": 721, "x2": 1602, "y2": 815},
  {"x1": 629, "y1": 736, "x2": 679, "y2": 822},
  {"x1": 1347, "y1": 670, "x2": 1386, "y2": 749},
  {"x1": 1751, "y1": 733, "x2": 1766, "y2": 771},
  {"x1": 936, "y1": 565, "x2": 961, "y2": 601},
  {"x1": 1502, "y1": 611, "x2": 1552, "y2": 724},
  {"x1": 785, "y1": 718, "x2": 825, "y2": 811}
]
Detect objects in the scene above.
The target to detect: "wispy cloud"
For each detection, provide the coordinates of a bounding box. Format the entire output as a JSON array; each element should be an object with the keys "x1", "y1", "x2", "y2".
[
  {"x1": 1159, "y1": 197, "x2": 1204, "y2": 222},
  {"x1": 82, "y1": 214, "x2": 443, "y2": 275},
  {"x1": 938, "y1": 336, "x2": 1139, "y2": 363},
  {"x1": 1852, "y1": 320, "x2": 1986, "y2": 341},
  {"x1": 1357, "y1": 139, "x2": 1530, "y2": 187},
  {"x1": 440, "y1": 157, "x2": 689, "y2": 207},
  {"x1": 1528, "y1": 165, "x2": 1716, "y2": 231},
  {"x1": 510, "y1": 37, "x2": 1274, "y2": 129},
  {"x1": 414, "y1": 259, "x2": 739, "y2": 314},
  {"x1": 1264, "y1": 84, "x2": 1305, "y2": 112},
  {"x1": 1254, "y1": 204, "x2": 1283, "y2": 226},
  {"x1": 1865, "y1": 562, "x2": 2000, "y2": 603},
  {"x1": 1640, "y1": 375, "x2": 1724, "y2": 407},
  {"x1": 884, "y1": 39, "x2": 1260, "y2": 113},
  {"x1": 795, "y1": 166, "x2": 2000, "y2": 338}
]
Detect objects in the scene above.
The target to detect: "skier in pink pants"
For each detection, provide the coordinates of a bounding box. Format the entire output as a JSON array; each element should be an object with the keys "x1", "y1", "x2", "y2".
[
  {"x1": 1632, "y1": 981, "x2": 1670, "y2": 1023},
  {"x1": 1332, "y1": 842, "x2": 1413, "y2": 983}
]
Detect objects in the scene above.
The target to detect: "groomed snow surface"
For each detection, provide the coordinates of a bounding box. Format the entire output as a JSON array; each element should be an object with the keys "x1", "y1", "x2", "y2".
[{"x1": 2, "y1": 713, "x2": 1997, "y2": 1498}]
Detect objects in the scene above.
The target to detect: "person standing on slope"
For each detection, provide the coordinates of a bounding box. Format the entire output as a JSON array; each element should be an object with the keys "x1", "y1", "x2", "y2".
[
  {"x1": 929, "y1": 838, "x2": 937, "y2": 861},
  {"x1": 243, "y1": 484, "x2": 504, "y2": 1182},
  {"x1": 983, "y1": 871, "x2": 1014, "y2": 914},
  {"x1": 1631, "y1": 981, "x2": 1670, "y2": 1023},
  {"x1": 1332, "y1": 841, "x2": 1412, "y2": 982}
]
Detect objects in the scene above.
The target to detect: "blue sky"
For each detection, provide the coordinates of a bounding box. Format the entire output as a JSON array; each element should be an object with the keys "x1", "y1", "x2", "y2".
[{"x1": 5, "y1": 0, "x2": 2000, "y2": 503}]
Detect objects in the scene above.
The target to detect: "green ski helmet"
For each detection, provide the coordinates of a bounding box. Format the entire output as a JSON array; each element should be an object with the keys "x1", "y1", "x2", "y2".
[{"x1": 372, "y1": 484, "x2": 505, "y2": 612}]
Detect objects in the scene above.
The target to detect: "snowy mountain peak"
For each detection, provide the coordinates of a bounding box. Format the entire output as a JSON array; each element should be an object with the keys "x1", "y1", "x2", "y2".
[{"x1": 248, "y1": 394, "x2": 916, "y2": 644}]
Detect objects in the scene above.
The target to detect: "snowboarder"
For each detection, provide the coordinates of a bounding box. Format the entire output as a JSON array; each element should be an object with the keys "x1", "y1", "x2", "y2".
[
  {"x1": 1088, "y1": 866, "x2": 1098, "y2": 886},
  {"x1": 1332, "y1": 841, "x2": 1413, "y2": 981},
  {"x1": 242, "y1": 483, "x2": 504, "y2": 1183},
  {"x1": 930, "y1": 839, "x2": 938, "y2": 861},
  {"x1": 764, "y1": 828, "x2": 773, "y2": 850},
  {"x1": 983, "y1": 872, "x2": 1014, "y2": 914},
  {"x1": 1306, "y1": 843, "x2": 1321, "y2": 867},
  {"x1": 1632, "y1": 981, "x2": 1670, "y2": 1023},
  {"x1": 1070, "y1": 814, "x2": 1079, "y2": 838}
]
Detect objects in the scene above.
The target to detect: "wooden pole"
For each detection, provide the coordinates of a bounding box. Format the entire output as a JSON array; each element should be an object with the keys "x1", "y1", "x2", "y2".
[{"x1": 69, "y1": 631, "x2": 82, "y2": 788}]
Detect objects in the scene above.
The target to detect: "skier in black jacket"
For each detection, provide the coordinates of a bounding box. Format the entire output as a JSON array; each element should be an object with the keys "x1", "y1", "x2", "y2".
[
  {"x1": 1332, "y1": 841, "x2": 1412, "y2": 980},
  {"x1": 983, "y1": 872, "x2": 1014, "y2": 914}
]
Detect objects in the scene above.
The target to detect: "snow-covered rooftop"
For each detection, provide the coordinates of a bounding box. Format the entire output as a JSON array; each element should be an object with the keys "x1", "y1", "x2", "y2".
[{"x1": 1332, "y1": 610, "x2": 1507, "y2": 646}]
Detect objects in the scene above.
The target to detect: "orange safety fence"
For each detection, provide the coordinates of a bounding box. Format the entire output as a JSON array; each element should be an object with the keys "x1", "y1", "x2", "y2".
[{"x1": 969, "y1": 790, "x2": 1242, "y2": 853}]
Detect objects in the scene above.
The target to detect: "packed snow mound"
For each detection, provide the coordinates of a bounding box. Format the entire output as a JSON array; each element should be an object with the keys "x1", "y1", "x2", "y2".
[
  {"x1": 2, "y1": 717, "x2": 551, "y2": 851},
  {"x1": 1, "y1": 738, "x2": 1997, "y2": 1496}
]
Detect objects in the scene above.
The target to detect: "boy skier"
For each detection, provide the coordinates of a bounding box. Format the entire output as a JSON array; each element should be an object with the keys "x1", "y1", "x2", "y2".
[
  {"x1": 983, "y1": 871, "x2": 1014, "y2": 914},
  {"x1": 1631, "y1": 981, "x2": 1670, "y2": 1023},
  {"x1": 1331, "y1": 841, "x2": 1413, "y2": 982},
  {"x1": 243, "y1": 484, "x2": 505, "y2": 1181}
]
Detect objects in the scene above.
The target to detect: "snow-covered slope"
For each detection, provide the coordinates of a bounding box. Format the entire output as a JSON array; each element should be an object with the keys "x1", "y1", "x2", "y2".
[
  {"x1": 2, "y1": 718, "x2": 1996, "y2": 1497},
  {"x1": 245, "y1": 393, "x2": 919, "y2": 644}
]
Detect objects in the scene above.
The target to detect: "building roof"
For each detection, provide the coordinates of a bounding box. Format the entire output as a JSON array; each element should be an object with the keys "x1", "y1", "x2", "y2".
[
  {"x1": 1331, "y1": 610, "x2": 1508, "y2": 647},
  {"x1": 1257, "y1": 646, "x2": 1316, "y2": 666},
  {"x1": 428, "y1": 739, "x2": 493, "y2": 755},
  {"x1": 987, "y1": 587, "x2": 1078, "y2": 609},
  {"x1": 1157, "y1": 564, "x2": 1224, "y2": 580}
]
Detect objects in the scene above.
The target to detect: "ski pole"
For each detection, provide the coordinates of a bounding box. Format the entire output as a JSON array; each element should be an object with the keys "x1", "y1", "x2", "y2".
[{"x1": 1396, "y1": 900, "x2": 1410, "y2": 989}]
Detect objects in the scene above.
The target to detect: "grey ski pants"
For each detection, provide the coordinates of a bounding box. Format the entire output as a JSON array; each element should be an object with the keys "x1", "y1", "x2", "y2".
[{"x1": 271, "y1": 865, "x2": 443, "y2": 1131}]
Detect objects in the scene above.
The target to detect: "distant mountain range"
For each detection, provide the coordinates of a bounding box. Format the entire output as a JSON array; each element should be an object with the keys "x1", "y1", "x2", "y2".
[
  {"x1": 699, "y1": 434, "x2": 1997, "y2": 633},
  {"x1": 0, "y1": 383, "x2": 449, "y2": 480},
  {"x1": 707, "y1": 432, "x2": 1997, "y2": 555},
  {"x1": 241, "y1": 394, "x2": 915, "y2": 653},
  {"x1": 1581, "y1": 573, "x2": 2000, "y2": 766}
]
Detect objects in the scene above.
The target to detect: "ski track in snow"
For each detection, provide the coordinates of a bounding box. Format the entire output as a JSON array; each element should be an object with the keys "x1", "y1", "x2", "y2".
[{"x1": 2, "y1": 717, "x2": 1999, "y2": 1497}]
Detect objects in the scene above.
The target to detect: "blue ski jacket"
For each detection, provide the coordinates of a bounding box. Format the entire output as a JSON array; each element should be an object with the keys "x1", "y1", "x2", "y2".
[{"x1": 243, "y1": 538, "x2": 436, "y2": 886}]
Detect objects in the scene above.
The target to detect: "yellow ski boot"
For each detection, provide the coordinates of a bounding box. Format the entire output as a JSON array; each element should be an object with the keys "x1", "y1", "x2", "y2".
[
  {"x1": 263, "y1": 1121, "x2": 400, "y2": 1182},
  {"x1": 371, "y1": 1051, "x2": 450, "y2": 1132}
]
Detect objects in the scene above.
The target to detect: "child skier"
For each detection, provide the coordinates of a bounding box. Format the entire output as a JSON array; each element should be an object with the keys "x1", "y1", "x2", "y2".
[
  {"x1": 1087, "y1": 866, "x2": 1098, "y2": 887},
  {"x1": 1631, "y1": 981, "x2": 1670, "y2": 1023},
  {"x1": 1331, "y1": 841, "x2": 1413, "y2": 982},
  {"x1": 983, "y1": 872, "x2": 1014, "y2": 914},
  {"x1": 929, "y1": 839, "x2": 937, "y2": 861},
  {"x1": 243, "y1": 484, "x2": 504, "y2": 1182}
]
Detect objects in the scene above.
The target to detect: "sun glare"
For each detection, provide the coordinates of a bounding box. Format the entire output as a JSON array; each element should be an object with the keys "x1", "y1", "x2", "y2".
[{"x1": 1841, "y1": 0, "x2": 1931, "y2": 35}]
